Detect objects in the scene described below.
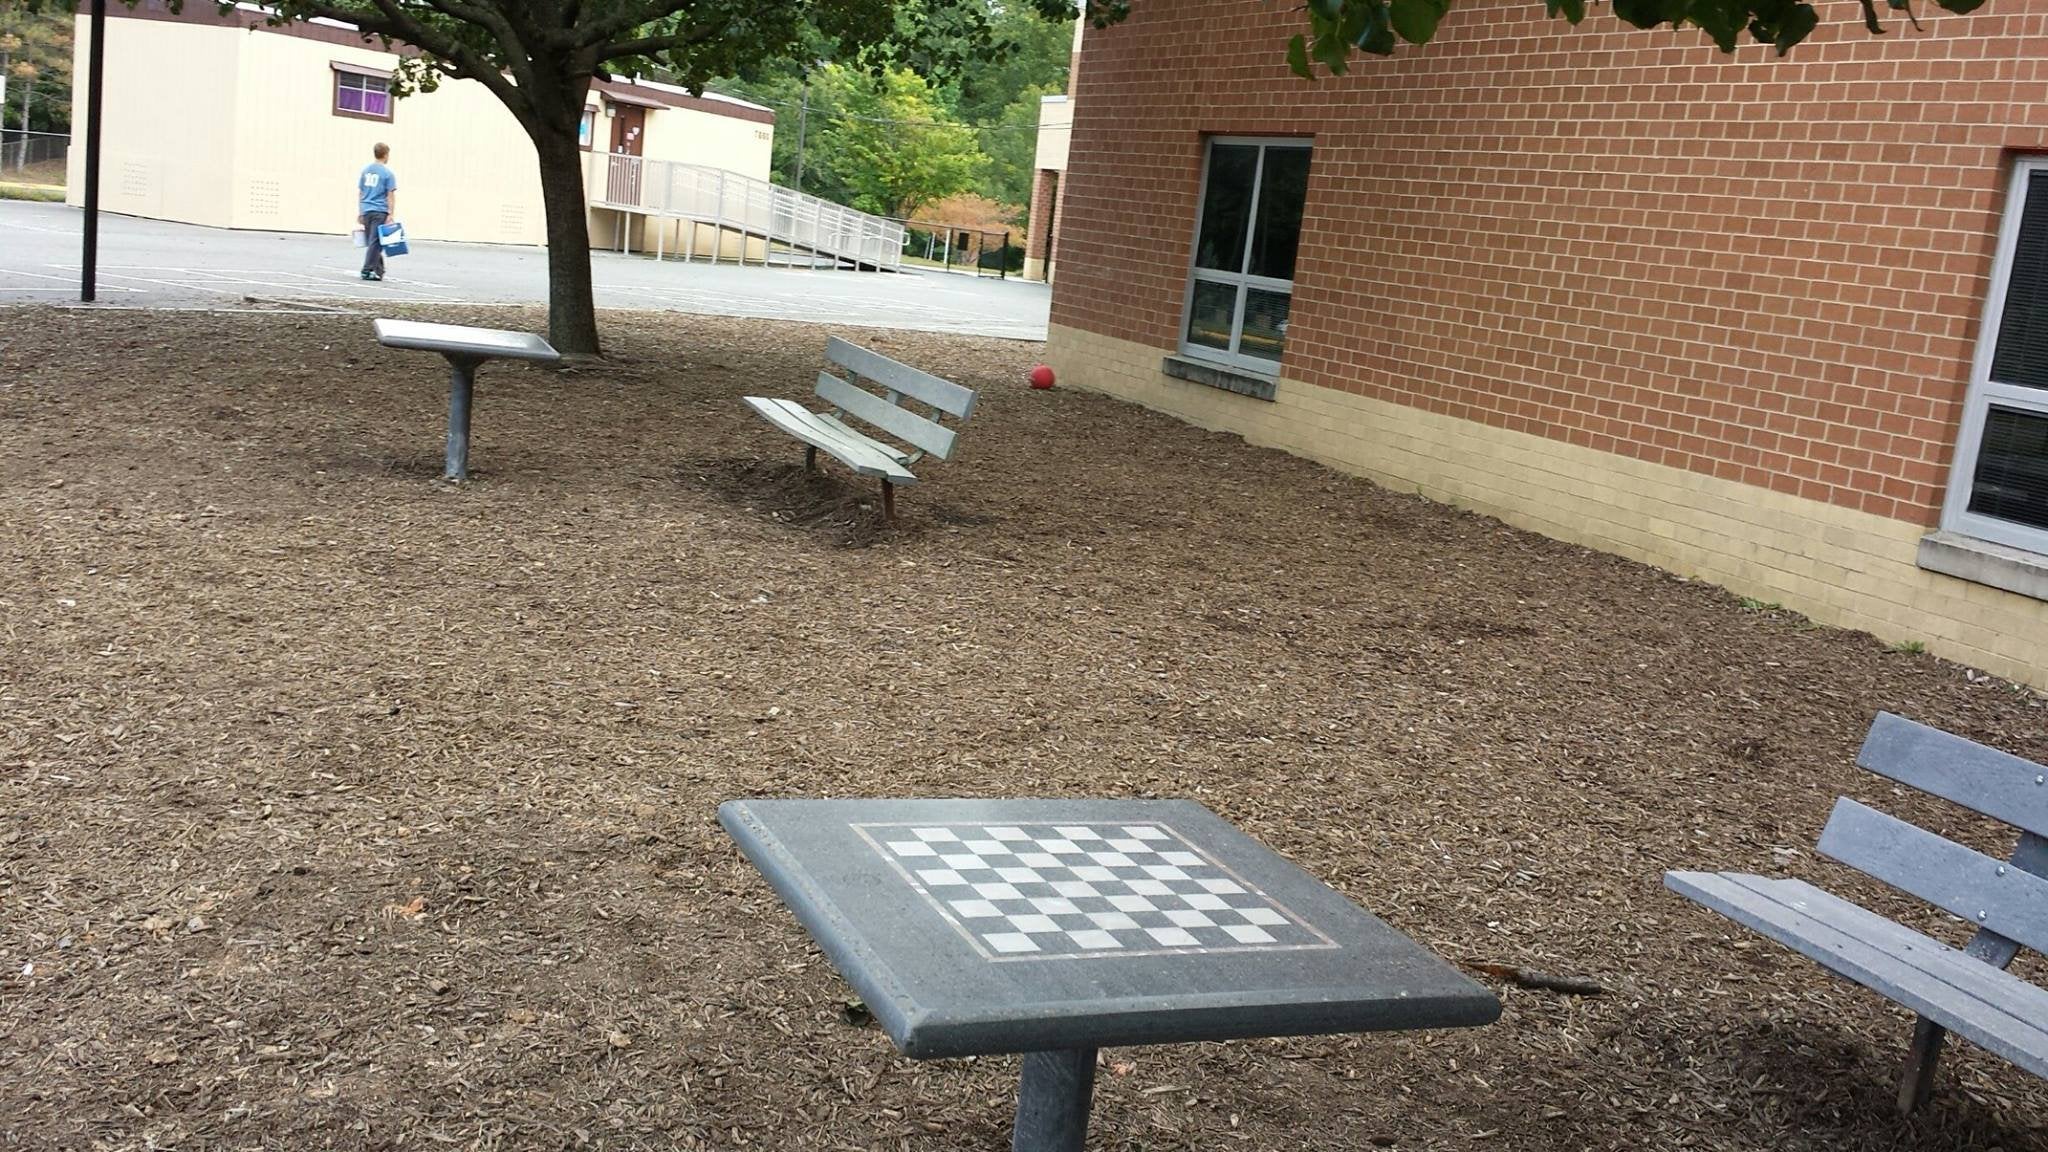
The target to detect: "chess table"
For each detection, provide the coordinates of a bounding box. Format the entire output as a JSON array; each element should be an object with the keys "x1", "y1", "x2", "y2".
[
  {"x1": 372, "y1": 319, "x2": 560, "y2": 481},
  {"x1": 720, "y1": 798, "x2": 1499, "y2": 1152}
]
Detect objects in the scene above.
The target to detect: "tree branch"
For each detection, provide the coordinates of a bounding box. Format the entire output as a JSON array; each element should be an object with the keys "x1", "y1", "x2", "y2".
[
  {"x1": 593, "y1": 22, "x2": 721, "y2": 64},
  {"x1": 576, "y1": 0, "x2": 793, "y2": 53},
  {"x1": 414, "y1": 0, "x2": 534, "y2": 87},
  {"x1": 279, "y1": 0, "x2": 525, "y2": 107}
]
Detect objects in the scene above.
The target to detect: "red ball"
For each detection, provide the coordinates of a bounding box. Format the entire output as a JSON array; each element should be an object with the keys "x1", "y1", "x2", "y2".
[{"x1": 1028, "y1": 364, "x2": 1055, "y2": 390}]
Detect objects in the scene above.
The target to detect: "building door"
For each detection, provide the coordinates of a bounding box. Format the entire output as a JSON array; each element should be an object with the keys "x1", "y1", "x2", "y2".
[
  {"x1": 610, "y1": 104, "x2": 646, "y2": 156},
  {"x1": 606, "y1": 104, "x2": 647, "y2": 204}
]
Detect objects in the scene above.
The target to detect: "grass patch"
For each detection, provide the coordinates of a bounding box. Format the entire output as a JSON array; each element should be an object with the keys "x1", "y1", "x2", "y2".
[{"x1": 0, "y1": 182, "x2": 65, "y2": 202}]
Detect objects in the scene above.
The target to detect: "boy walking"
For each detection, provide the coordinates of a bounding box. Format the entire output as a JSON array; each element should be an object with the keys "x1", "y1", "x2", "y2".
[{"x1": 357, "y1": 143, "x2": 398, "y2": 282}]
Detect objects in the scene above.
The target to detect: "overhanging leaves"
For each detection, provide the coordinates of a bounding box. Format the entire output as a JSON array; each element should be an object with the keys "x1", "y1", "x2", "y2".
[{"x1": 1291, "y1": 0, "x2": 1979, "y2": 69}]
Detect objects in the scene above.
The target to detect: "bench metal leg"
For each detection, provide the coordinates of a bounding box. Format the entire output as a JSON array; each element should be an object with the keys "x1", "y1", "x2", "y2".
[
  {"x1": 1013, "y1": 1048, "x2": 1095, "y2": 1152},
  {"x1": 881, "y1": 479, "x2": 895, "y2": 520},
  {"x1": 804, "y1": 445, "x2": 817, "y2": 472},
  {"x1": 443, "y1": 356, "x2": 480, "y2": 482},
  {"x1": 1898, "y1": 1016, "x2": 1946, "y2": 1114}
]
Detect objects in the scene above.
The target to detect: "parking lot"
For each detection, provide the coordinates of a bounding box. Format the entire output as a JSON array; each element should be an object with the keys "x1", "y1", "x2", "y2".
[{"x1": 0, "y1": 200, "x2": 1050, "y2": 339}]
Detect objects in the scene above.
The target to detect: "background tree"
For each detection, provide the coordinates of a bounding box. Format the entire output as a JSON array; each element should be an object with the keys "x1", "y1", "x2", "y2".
[
  {"x1": 813, "y1": 64, "x2": 985, "y2": 218},
  {"x1": 714, "y1": 3, "x2": 1069, "y2": 224},
  {"x1": 0, "y1": 1, "x2": 72, "y2": 134},
  {"x1": 975, "y1": 81, "x2": 1057, "y2": 217}
]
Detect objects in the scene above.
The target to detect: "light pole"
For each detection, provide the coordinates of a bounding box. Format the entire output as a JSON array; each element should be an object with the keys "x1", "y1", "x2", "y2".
[
  {"x1": 791, "y1": 78, "x2": 808, "y2": 193},
  {"x1": 82, "y1": 0, "x2": 106, "y2": 302},
  {"x1": 0, "y1": 34, "x2": 16, "y2": 138}
]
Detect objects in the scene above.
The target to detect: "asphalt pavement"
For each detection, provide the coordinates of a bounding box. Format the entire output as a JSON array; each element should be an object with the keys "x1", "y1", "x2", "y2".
[{"x1": 0, "y1": 200, "x2": 1050, "y2": 340}]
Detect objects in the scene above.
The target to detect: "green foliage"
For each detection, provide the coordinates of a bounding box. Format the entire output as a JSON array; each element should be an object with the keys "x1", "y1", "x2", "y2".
[
  {"x1": 716, "y1": 2, "x2": 1070, "y2": 217},
  {"x1": 1288, "y1": 0, "x2": 1987, "y2": 75},
  {"x1": 1891, "y1": 639, "x2": 1928, "y2": 655},
  {"x1": 814, "y1": 65, "x2": 986, "y2": 217},
  {"x1": 951, "y1": 2, "x2": 1071, "y2": 127},
  {"x1": 0, "y1": 0, "x2": 72, "y2": 133},
  {"x1": 977, "y1": 82, "x2": 1058, "y2": 216}
]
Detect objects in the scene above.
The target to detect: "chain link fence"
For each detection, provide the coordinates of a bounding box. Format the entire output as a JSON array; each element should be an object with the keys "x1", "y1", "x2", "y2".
[
  {"x1": 1, "y1": 129, "x2": 68, "y2": 179},
  {"x1": 1, "y1": 130, "x2": 69, "y2": 183}
]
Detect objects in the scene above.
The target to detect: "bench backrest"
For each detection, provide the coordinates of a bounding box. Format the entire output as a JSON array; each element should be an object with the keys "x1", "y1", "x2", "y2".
[
  {"x1": 1816, "y1": 712, "x2": 2048, "y2": 966},
  {"x1": 816, "y1": 337, "x2": 979, "y2": 464}
]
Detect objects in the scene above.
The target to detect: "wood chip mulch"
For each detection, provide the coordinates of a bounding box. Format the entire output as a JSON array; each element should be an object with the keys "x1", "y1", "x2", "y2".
[{"x1": 2, "y1": 303, "x2": 2045, "y2": 1151}]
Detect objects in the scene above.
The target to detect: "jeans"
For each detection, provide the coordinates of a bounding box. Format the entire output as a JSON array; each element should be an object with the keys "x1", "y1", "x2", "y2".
[{"x1": 361, "y1": 210, "x2": 386, "y2": 276}]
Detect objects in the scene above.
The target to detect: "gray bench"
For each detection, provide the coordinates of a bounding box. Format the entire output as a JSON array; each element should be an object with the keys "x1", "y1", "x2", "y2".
[
  {"x1": 742, "y1": 337, "x2": 978, "y2": 518},
  {"x1": 1666, "y1": 712, "x2": 2048, "y2": 1112}
]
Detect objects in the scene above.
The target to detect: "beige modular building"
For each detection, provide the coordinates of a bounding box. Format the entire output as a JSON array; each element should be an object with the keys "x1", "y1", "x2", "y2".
[{"x1": 67, "y1": 0, "x2": 775, "y2": 247}]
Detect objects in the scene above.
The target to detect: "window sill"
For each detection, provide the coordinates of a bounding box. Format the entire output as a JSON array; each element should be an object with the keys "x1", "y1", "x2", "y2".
[
  {"x1": 1162, "y1": 354, "x2": 1276, "y2": 402},
  {"x1": 1917, "y1": 531, "x2": 2048, "y2": 602}
]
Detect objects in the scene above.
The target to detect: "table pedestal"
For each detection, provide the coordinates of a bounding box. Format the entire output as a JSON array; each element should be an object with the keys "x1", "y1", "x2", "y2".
[
  {"x1": 443, "y1": 355, "x2": 480, "y2": 481},
  {"x1": 1013, "y1": 1048, "x2": 1096, "y2": 1152}
]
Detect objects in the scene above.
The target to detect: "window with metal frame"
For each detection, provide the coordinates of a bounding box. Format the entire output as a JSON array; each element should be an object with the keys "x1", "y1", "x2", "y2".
[
  {"x1": 332, "y1": 66, "x2": 393, "y2": 122},
  {"x1": 578, "y1": 107, "x2": 597, "y2": 150},
  {"x1": 1943, "y1": 158, "x2": 2048, "y2": 554},
  {"x1": 1180, "y1": 138, "x2": 1311, "y2": 375}
]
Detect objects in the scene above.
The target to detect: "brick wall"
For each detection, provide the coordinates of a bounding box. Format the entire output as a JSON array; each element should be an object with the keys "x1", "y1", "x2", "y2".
[
  {"x1": 1052, "y1": 0, "x2": 2048, "y2": 528},
  {"x1": 1026, "y1": 168, "x2": 1059, "y2": 276}
]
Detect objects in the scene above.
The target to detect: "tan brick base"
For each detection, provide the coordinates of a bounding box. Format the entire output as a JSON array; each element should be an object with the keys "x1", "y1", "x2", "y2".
[{"x1": 1047, "y1": 324, "x2": 2048, "y2": 689}]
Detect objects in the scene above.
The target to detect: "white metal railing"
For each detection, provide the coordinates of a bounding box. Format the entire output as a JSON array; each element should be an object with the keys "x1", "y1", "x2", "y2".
[{"x1": 591, "y1": 153, "x2": 904, "y2": 271}]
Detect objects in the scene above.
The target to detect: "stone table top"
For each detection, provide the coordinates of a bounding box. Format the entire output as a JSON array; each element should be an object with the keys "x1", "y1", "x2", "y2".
[
  {"x1": 372, "y1": 318, "x2": 560, "y2": 362},
  {"x1": 720, "y1": 798, "x2": 1500, "y2": 1058}
]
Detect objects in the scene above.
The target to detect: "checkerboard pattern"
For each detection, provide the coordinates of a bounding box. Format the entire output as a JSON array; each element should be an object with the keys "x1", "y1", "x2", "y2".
[{"x1": 863, "y1": 822, "x2": 1331, "y2": 959}]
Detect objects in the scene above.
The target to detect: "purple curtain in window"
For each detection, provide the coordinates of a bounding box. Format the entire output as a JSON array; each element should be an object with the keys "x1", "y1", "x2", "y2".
[{"x1": 337, "y1": 74, "x2": 389, "y2": 117}]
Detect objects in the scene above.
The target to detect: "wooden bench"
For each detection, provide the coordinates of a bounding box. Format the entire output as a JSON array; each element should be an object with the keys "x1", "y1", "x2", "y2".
[
  {"x1": 742, "y1": 337, "x2": 978, "y2": 518},
  {"x1": 1666, "y1": 712, "x2": 2048, "y2": 1113}
]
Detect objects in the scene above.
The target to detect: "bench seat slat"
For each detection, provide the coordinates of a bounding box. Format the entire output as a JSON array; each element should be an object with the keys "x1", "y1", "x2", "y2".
[
  {"x1": 813, "y1": 413, "x2": 909, "y2": 463},
  {"x1": 742, "y1": 396, "x2": 918, "y2": 484},
  {"x1": 1711, "y1": 874, "x2": 2035, "y2": 1011},
  {"x1": 813, "y1": 375, "x2": 956, "y2": 460},
  {"x1": 1665, "y1": 871, "x2": 2048, "y2": 1079},
  {"x1": 1819, "y1": 798, "x2": 2048, "y2": 957},
  {"x1": 1859, "y1": 712, "x2": 2048, "y2": 837},
  {"x1": 827, "y1": 336, "x2": 978, "y2": 419}
]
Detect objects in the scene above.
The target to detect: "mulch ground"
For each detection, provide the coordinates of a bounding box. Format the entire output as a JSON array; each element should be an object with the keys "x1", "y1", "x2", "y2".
[{"x1": 3, "y1": 302, "x2": 2046, "y2": 1152}]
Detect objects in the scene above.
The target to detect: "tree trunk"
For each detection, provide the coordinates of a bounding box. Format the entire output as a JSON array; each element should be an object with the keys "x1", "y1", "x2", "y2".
[{"x1": 530, "y1": 122, "x2": 601, "y2": 356}]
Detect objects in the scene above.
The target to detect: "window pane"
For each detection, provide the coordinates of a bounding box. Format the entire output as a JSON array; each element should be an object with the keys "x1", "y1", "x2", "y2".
[
  {"x1": 1247, "y1": 147, "x2": 1310, "y2": 281},
  {"x1": 1968, "y1": 405, "x2": 2048, "y2": 530},
  {"x1": 579, "y1": 112, "x2": 594, "y2": 147},
  {"x1": 1239, "y1": 289, "x2": 1291, "y2": 362},
  {"x1": 1993, "y1": 171, "x2": 2048, "y2": 391},
  {"x1": 1185, "y1": 278, "x2": 1238, "y2": 351},
  {"x1": 363, "y1": 90, "x2": 390, "y2": 117},
  {"x1": 337, "y1": 87, "x2": 363, "y2": 113},
  {"x1": 1193, "y1": 144, "x2": 1257, "y2": 272}
]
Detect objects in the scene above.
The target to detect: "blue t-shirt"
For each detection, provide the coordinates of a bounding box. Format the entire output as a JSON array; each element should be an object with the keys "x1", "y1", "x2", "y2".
[{"x1": 357, "y1": 163, "x2": 397, "y2": 214}]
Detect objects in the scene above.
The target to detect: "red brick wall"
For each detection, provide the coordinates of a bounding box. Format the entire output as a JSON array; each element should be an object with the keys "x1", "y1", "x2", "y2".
[
  {"x1": 1027, "y1": 168, "x2": 1060, "y2": 268},
  {"x1": 1052, "y1": 0, "x2": 2048, "y2": 525}
]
